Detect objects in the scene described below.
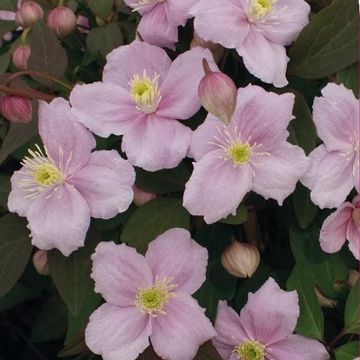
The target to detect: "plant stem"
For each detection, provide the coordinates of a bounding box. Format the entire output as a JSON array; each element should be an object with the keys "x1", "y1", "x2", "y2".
[
  {"x1": 0, "y1": 84, "x2": 55, "y2": 102},
  {"x1": 327, "y1": 330, "x2": 345, "y2": 349}
]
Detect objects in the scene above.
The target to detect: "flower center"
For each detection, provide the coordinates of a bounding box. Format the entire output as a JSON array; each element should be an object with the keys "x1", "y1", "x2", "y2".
[
  {"x1": 251, "y1": 0, "x2": 274, "y2": 18},
  {"x1": 32, "y1": 163, "x2": 63, "y2": 186},
  {"x1": 129, "y1": 70, "x2": 161, "y2": 114},
  {"x1": 234, "y1": 340, "x2": 265, "y2": 360},
  {"x1": 227, "y1": 142, "x2": 251, "y2": 166}
]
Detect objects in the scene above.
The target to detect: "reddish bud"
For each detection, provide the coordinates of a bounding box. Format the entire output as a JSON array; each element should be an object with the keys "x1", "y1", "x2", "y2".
[
  {"x1": 47, "y1": 6, "x2": 77, "y2": 37},
  {"x1": 133, "y1": 185, "x2": 156, "y2": 206},
  {"x1": 12, "y1": 45, "x2": 31, "y2": 70},
  {"x1": 0, "y1": 95, "x2": 32, "y2": 123},
  {"x1": 32, "y1": 250, "x2": 49, "y2": 276},
  {"x1": 15, "y1": 1, "x2": 44, "y2": 27},
  {"x1": 198, "y1": 59, "x2": 237, "y2": 124}
]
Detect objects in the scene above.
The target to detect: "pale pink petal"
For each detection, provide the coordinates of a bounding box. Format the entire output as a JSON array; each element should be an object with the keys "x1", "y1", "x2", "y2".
[
  {"x1": 236, "y1": 28, "x2": 289, "y2": 87},
  {"x1": 239, "y1": 278, "x2": 299, "y2": 345},
  {"x1": 91, "y1": 241, "x2": 153, "y2": 306},
  {"x1": 70, "y1": 82, "x2": 142, "y2": 137},
  {"x1": 121, "y1": 115, "x2": 192, "y2": 171},
  {"x1": 192, "y1": 0, "x2": 250, "y2": 49},
  {"x1": 69, "y1": 150, "x2": 135, "y2": 219},
  {"x1": 313, "y1": 83, "x2": 358, "y2": 152},
  {"x1": 157, "y1": 47, "x2": 217, "y2": 120},
  {"x1": 267, "y1": 334, "x2": 329, "y2": 360},
  {"x1": 145, "y1": 228, "x2": 208, "y2": 295},
  {"x1": 320, "y1": 203, "x2": 353, "y2": 254},
  {"x1": 151, "y1": 293, "x2": 216, "y2": 360},
  {"x1": 27, "y1": 183, "x2": 90, "y2": 256},
  {"x1": 85, "y1": 303, "x2": 151, "y2": 360},
  {"x1": 123, "y1": 0, "x2": 158, "y2": 14},
  {"x1": 38, "y1": 98, "x2": 96, "y2": 174},
  {"x1": 252, "y1": 143, "x2": 309, "y2": 205},
  {"x1": 166, "y1": 0, "x2": 197, "y2": 25},
  {"x1": 346, "y1": 220, "x2": 360, "y2": 260},
  {"x1": 183, "y1": 150, "x2": 253, "y2": 224},
  {"x1": 103, "y1": 41, "x2": 172, "y2": 89},
  {"x1": 0, "y1": 10, "x2": 16, "y2": 21}
]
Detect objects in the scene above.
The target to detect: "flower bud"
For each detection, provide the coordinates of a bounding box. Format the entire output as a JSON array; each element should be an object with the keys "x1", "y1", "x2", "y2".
[
  {"x1": 32, "y1": 250, "x2": 49, "y2": 276},
  {"x1": 77, "y1": 14, "x2": 90, "y2": 34},
  {"x1": 12, "y1": 45, "x2": 31, "y2": 70},
  {"x1": 191, "y1": 32, "x2": 225, "y2": 64},
  {"x1": 15, "y1": 1, "x2": 44, "y2": 27},
  {"x1": 198, "y1": 59, "x2": 237, "y2": 124},
  {"x1": 47, "y1": 6, "x2": 77, "y2": 37},
  {"x1": 133, "y1": 185, "x2": 156, "y2": 206},
  {"x1": 314, "y1": 287, "x2": 337, "y2": 308},
  {"x1": 221, "y1": 241, "x2": 260, "y2": 278},
  {"x1": 0, "y1": 95, "x2": 32, "y2": 123}
]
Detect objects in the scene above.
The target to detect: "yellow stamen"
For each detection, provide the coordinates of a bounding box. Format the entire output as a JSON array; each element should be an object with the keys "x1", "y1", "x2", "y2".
[
  {"x1": 233, "y1": 340, "x2": 265, "y2": 360},
  {"x1": 227, "y1": 142, "x2": 251, "y2": 166},
  {"x1": 251, "y1": 0, "x2": 274, "y2": 18}
]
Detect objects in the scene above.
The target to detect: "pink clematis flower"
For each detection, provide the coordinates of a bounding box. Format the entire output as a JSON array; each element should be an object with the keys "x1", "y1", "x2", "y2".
[
  {"x1": 85, "y1": 228, "x2": 216, "y2": 360},
  {"x1": 70, "y1": 41, "x2": 216, "y2": 172},
  {"x1": 192, "y1": 0, "x2": 310, "y2": 87},
  {"x1": 213, "y1": 278, "x2": 330, "y2": 360},
  {"x1": 123, "y1": 0, "x2": 197, "y2": 49},
  {"x1": 0, "y1": 10, "x2": 16, "y2": 41},
  {"x1": 183, "y1": 85, "x2": 309, "y2": 223},
  {"x1": 320, "y1": 195, "x2": 360, "y2": 260},
  {"x1": 8, "y1": 98, "x2": 135, "y2": 256},
  {"x1": 301, "y1": 83, "x2": 359, "y2": 209}
]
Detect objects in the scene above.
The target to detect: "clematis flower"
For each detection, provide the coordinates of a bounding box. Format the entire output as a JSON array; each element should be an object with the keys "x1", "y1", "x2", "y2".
[
  {"x1": 123, "y1": 0, "x2": 197, "y2": 49},
  {"x1": 183, "y1": 85, "x2": 309, "y2": 224},
  {"x1": 70, "y1": 41, "x2": 216, "y2": 171},
  {"x1": 320, "y1": 195, "x2": 360, "y2": 260},
  {"x1": 85, "y1": 228, "x2": 216, "y2": 360},
  {"x1": 301, "y1": 83, "x2": 359, "y2": 208},
  {"x1": 8, "y1": 98, "x2": 135, "y2": 256},
  {"x1": 0, "y1": 9, "x2": 16, "y2": 41},
  {"x1": 192, "y1": 0, "x2": 310, "y2": 87},
  {"x1": 213, "y1": 278, "x2": 330, "y2": 360}
]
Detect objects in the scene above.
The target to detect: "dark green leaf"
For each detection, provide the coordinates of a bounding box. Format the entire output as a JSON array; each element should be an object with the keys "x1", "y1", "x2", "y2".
[
  {"x1": 0, "y1": 283, "x2": 39, "y2": 312},
  {"x1": 0, "y1": 174, "x2": 10, "y2": 209},
  {"x1": 344, "y1": 281, "x2": 359, "y2": 334},
  {"x1": 220, "y1": 205, "x2": 248, "y2": 225},
  {"x1": 194, "y1": 342, "x2": 222, "y2": 360},
  {"x1": 337, "y1": 63, "x2": 359, "y2": 97},
  {"x1": 0, "y1": 52, "x2": 11, "y2": 73},
  {"x1": 86, "y1": 0, "x2": 113, "y2": 19},
  {"x1": 334, "y1": 342, "x2": 359, "y2": 360},
  {"x1": 0, "y1": 0, "x2": 17, "y2": 11},
  {"x1": 0, "y1": 20, "x2": 17, "y2": 39},
  {"x1": 58, "y1": 330, "x2": 89, "y2": 358}
]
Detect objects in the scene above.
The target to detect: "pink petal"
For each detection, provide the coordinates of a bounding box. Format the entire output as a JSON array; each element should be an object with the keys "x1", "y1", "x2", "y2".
[
  {"x1": 103, "y1": 41, "x2": 172, "y2": 89},
  {"x1": 252, "y1": 142, "x2": 309, "y2": 205},
  {"x1": 236, "y1": 27, "x2": 289, "y2": 87},
  {"x1": 69, "y1": 150, "x2": 135, "y2": 219},
  {"x1": 151, "y1": 293, "x2": 216, "y2": 360},
  {"x1": 183, "y1": 150, "x2": 253, "y2": 224},
  {"x1": 27, "y1": 183, "x2": 90, "y2": 256},
  {"x1": 320, "y1": 203, "x2": 353, "y2": 254},
  {"x1": 85, "y1": 303, "x2": 151, "y2": 360},
  {"x1": 0, "y1": 10, "x2": 16, "y2": 21},
  {"x1": 313, "y1": 83, "x2": 359, "y2": 152},
  {"x1": 123, "y1": 0, "x2": 158, "y2": 14},
  {"x1": 121, "y1": 114, "x2": 192, "y2": 171},
  {"x1": 192, "y1": 0, "x2": 250, "y2": 49},
  {"x1": 145, "y1": 228, "x2": 208, "y2": 295},
  {"x1": 38, "y1": 98, "x2": 96, "y2": 174},
  {"x1": 346, "y1": 220, "x2": 360, "y2": 260},
  {"x1": 157, "y1": 47, "x2": 217, "y2": 120},
  {"x1": 267, "y1": 334, "x2": 329, "y2": 360},
  {"x1": 91, "y1": 241, "x2": 153, "y2": 306},
  {"x1": 239, "y1": 278, "x2": 299, "y2": 345},
  {"x1": 166, "y1": 0, "x2": 197, "y2": 26}
]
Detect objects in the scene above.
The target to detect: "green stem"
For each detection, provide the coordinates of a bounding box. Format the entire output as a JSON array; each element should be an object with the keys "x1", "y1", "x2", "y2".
[
  {"x1": 327, "y1": 330, "x2": 345, "y2": 349},
  {"x1": 20, "y1": 27, "x2": 32, "y2": 46}
]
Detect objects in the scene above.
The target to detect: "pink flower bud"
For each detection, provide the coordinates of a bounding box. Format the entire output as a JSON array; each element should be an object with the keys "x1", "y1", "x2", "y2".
[
  {"x1": 133, "y1": 185, "x2": 156, "y2": 206},
  {"x1": 0, "y1": 95, "x2": 32, "y2": 123},
  {"x1": 221, "y1": 241, "x2": 260, "y2": 278},
  {"x1": 77, "y1": 14, "x2": 90, "y2": 34},
  {"x1": 12, "y1": 45, "x2": 31, "y2": 70},
  {"x1": 32, "y1": 250, "x2": 49, "y2": 276},
  {"x1": 15, "y1": 1, "x2": 44, "y2": 27},
  {"x1": 198, "y1": 59, "x2": 237, "y2": 124},
  {"x1": 47, "y1": 6, "x2": 77, "y2": 37},
  {"x1": 190, "y1": 32, "x2": 224, "y2": 64}
]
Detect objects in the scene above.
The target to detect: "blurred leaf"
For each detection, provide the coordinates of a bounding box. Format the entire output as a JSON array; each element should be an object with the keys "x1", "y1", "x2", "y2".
[
  {"x1": 0, "y1": 52, "x2": 11, "y2": 73},
  {"x1": 0, "y1": 214, "x2": 32, "y2": 298},
  {"x1": 58, "y1": 330, "x2": 89, "y2": 358},
  {"x1": 0, "y1": 283, "x2": 39, "y2": 312},
  {"x1": 343, "y1": 281, "x2": 359, "y2": 334},
  {"x1": 334, "y1": 342, "x2": 359, "y2": 360},
  {"x1": 0, "y1": 174, "x2": 10, "y2": 208},
  {"x1": 0, "y1": 0, "x2": 17, "y2": 11},
  {"x1": 86, "y1": 0, "x2": 113, "y2": 19},
  {"x1": 220, "y1": 205, "x2": 248, "y2": 225},
  {"x1": 0, "y1": 20, "x2": 17, "y2": 39},
  {"x1": 288, "y1": 0, "x2": 358, "y2": 78},
  {"x1": 194, "y1": 342, "x2": 222, "y2": 360},
  {"x1": 337, "y1": 63, "x2": 359, "y2": 97},
  {"x1": 122, "y1": 198, "x2": 190, "y2": 254}
]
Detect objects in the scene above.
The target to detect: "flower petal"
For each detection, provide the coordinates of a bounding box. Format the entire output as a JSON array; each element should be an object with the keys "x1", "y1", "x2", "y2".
[
  {"x1": 239, "y1": 277, "x2": 299, "y2": 345},
  {"x1": 183, "y1": 150, "x2": 253, "y2": 224},
  {"x1": 27, "y1": 183, "x2": 90, "y2": 256},
  {"x1": 121, "y1": 114, "x2": 192, "y2": 171},
  {"x1": 70, "y1": 82, "x2": 141, "y2": 137},
  {"x1": 166, "y1": 0, "x2": 197, "y2": 26},
  {"x1": 151, "y1": 293, "x2": 216, "y2": 360},
  {"x1": 91, "y1": 241, "x2": 153, "y2": 306},
  {"x1": 145, "y1": 228, "x2": 208, "y2": 295},
  {"x1": 85, "y1": 303, "x2": 151, "y2": 360},
  {"x1": 346, "y1": 220, "x2": 360, "y2": 260}
]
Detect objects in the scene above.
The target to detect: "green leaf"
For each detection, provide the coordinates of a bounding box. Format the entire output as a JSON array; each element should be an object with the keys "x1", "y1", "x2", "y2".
[
  {"x1": 0, "y1": 52, "x2": 11, "y2": 74},
  {"x1": 121, "y1": 198, "x2": 190, "y2": 254},
  {"x1": 0, "y1": 214, "x2": 32, "y2": 298},
  {"x1": 334, "y1": 342, "x2": 359, "y2": 360},
  {"x1": 344, "y1": 280, "x2": 359, "y2": 334},
  {"x1": 337, "y1": 63, "x2": 359, "y2": 97},
  {"x1": 0, "y1": 174, "x2": 10, "y2": 209},
  {"x1": 86, "y1": 0, "x2": 113, "y2": 19},
  {"x1": 0, "y1": 0, "x2": 17, "y2": 11},
  {"x1": 0, "y1": 283, "x2": 39, "y2": 312},
  {"x1": 194, "y1": 342, "x2": 222, "y2": 360},
  {"x1": 220, "y1": 205, "x2": 248, "y2": 225},
  {"x1": 288, "y1": 0, "x2": 358, "y2": 79},
  {"x1": 0, "y1": 20, "x2": 17, "y2": 39}
]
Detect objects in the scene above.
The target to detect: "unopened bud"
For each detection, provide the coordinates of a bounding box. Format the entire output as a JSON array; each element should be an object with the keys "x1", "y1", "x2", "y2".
[
  {"x1": 15, "y1": 1, "x2": 44, "y2": 27},
  {"x1": 133, "y1": 185, "x2": 156, "y2": 206},
  {"x1": 0, "y1": 95, "x2": 32, "y2": 123},
  {"x1": 198, "y1": 59, "x2": 237, "y2": 124},
  {"x1": 12, "y1": 45, "x2": 31, "y2": 70},
  {"x1": 47, "y1": 6, "x2": 77, "y2": 37},
  {"x1": 77, "y1": 15, "x2": 90, "y2": 34},
  {"x1": 221, "y1": 241, "x2": 260, "y2": 278},
  {"x1": 314, "y1": 287, "x2": 337, "y2": 308},
  {"x1": 32, "y1": 250, "x2": 49, "y2": 276},
  {"x1": 191, "y1": 32, "x2": 225, "y2": 64}
]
